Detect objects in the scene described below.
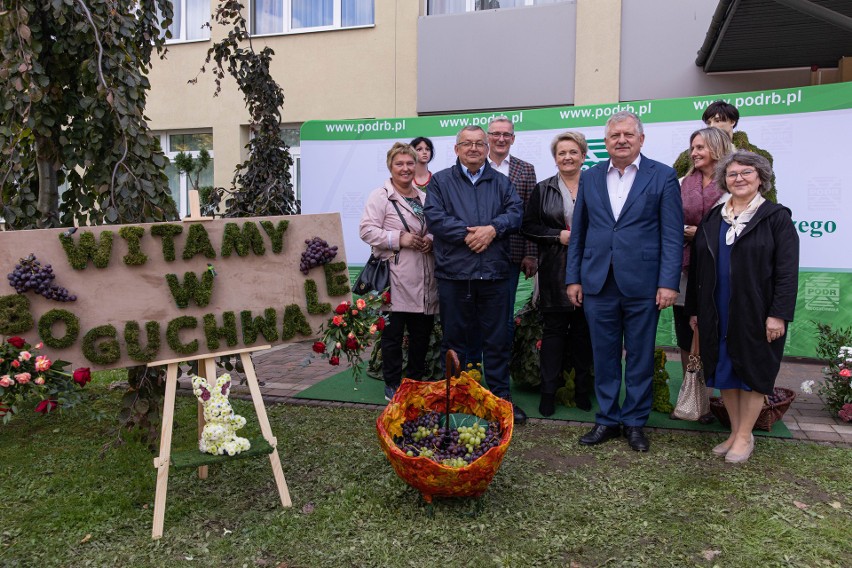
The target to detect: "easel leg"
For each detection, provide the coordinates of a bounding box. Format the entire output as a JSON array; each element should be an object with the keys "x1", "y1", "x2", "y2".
[
  {"x1": 152, "y1": 363, "x2": 179, "y2": 539},
  {"x1": 240, "y1": 352, "x2": 292, "y2": 507}
]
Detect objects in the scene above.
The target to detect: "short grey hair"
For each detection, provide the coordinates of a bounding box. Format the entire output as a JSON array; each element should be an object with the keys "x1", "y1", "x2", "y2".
[
  {"x1": 487, "y1": 115, "x2": 514, "y2": 134},
  {"x1": 456, "y1": 125, "x2": 487, "y2": 144},
  {"x1": 550, "y1": 131, "x2": 588, "y2": 158},
  {"x1": 715, "y1": 150, "x2": 774, "y2": 194},
  {"x1": 605, "y1": 111, "x2": 644, "y2": 137}
]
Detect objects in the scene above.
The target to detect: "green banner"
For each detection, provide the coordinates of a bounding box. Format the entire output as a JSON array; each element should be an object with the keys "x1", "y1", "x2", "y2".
[{"x1": 302, "y1": 82, "x2": 852, "y2": 141}]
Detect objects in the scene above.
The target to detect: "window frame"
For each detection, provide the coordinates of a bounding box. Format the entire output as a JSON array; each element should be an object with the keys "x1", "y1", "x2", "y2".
[
  {"x1": 249, "y1": 0, "x2": 375, "y2": 37},
  {"x1": 155, "y1": 130, "x2": 215, "y2": 219},
  {"x1": 426, "y1": 0, "x2": 560, "y2": 16},
  {"x1": 163, "y1": 0, "x2": 211, "y2": 44}
]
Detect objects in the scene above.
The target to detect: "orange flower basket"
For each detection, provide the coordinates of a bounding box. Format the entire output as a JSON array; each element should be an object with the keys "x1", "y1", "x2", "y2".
[{"x1": 376, "y1": 371, "x2": 514, "y2": 503}]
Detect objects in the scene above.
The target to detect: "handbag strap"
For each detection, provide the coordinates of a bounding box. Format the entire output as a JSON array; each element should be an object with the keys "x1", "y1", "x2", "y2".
[
  {"x1": 690, "y1": 327, "x2": 700, "y2": 357},
  {"x1": 390, "y1": 199, "x2": 411, "y2": 233}
]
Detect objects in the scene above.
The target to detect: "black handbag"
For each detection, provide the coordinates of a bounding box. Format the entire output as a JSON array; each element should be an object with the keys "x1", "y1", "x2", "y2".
[
  {"x1": 353, "y1": 254, "x2": 391, "y2": 295},
  {"x1": 353, "y1": 200, "x2": 410, "y2": 296}
]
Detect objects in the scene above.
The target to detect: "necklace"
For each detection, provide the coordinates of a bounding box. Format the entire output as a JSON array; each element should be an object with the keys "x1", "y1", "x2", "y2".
[
  {"x1": 558, "y1": 173, "x2": 579, "y2": 199},
  {"x1": 414, "y1": 171, "x2": 431, "y2": 188}
]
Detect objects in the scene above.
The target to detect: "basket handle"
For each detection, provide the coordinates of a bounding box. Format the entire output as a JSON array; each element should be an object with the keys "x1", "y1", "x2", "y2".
[{"x1": 443, "y1": 350, "x2": 461, "y2": 444}]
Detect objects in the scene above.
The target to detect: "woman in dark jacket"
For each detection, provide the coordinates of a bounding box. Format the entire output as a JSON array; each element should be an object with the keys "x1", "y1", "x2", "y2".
[
  {"x1": 522, "y1": 131, "x2": 593, "y2": 416},
  {"x1": 686, "y1": 150, "x2": 799, "y2": 463}
]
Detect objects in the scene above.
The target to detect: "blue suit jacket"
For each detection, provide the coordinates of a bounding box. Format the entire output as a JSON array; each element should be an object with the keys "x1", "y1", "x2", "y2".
[{"x1": 565, "y1": 155, "x2": 683, "y2": 298}]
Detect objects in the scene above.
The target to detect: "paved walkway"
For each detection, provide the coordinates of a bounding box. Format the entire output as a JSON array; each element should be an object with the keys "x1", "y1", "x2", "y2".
[{"x1": 184, "y1": 340, "x2": 852, "y2": 447}]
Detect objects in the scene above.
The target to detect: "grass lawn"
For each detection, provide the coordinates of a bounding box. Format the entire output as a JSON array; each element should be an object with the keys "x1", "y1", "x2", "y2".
[{"x1": 1, "y1": 374, "x2": 850, "y2": 568}]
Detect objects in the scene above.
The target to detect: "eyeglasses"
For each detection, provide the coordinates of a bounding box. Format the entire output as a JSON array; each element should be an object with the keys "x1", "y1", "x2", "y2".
[
  {"x1": 725, "y1": 169, "x2": 756, "y2": 181},
  {"x1": 487, "y1": 132, "x2": 514, "y2": 139},
  {"x1": 457, "y1": 141, "x2": 487, "y2": 149}
]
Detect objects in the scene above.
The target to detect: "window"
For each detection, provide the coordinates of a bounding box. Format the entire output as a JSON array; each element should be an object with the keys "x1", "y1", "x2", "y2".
[
  {"x1": 251, "y1": 0, "x2": 373, "y2": 35},
  {"x1": 427, "y1": 0, "x2": 562, "y2": 15},
  {"x1": 280, "y1": 127, "x2": 301, "y2": 205},
  {"x1": 163, "y1": 0, "x2": 211, "y2": 42},
  {"x1": 155, "y1": 131, "x2": 215, "y2": 218}
]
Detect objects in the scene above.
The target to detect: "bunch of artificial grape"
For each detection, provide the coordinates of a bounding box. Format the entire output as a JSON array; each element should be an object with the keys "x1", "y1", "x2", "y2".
[
  {"x1": 7, "y1": 254, "x2": 77, "y2": 302},
  {"x1": 765, "y1": 387, "x2": 791, "y2": 405},
  {"x1": 394, "y1": 411, "x2": 502, "y2": 468},
  {"x1": 299, "y1": 237, "x2": 338, "y2": 275}
]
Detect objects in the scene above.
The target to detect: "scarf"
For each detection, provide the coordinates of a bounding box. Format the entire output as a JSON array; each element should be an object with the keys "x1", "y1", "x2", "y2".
[{"x1": 721, "y1": 193, "x2": 765, "y2": 245}]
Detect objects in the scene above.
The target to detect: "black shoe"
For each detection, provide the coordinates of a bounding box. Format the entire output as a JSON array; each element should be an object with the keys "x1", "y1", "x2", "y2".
[
  {"x1": 513, "y1": 403, "x2": 528, "y2": 425},
  {"x1": 574, "y1": 393, "x2": 592, "y2": 412},
  {"x1": 579, "y1": 424, "x2": 621, "y2": 446},
  {"x1": 539, "y1": 393, "x2": 556, "y2": 417},
  {"x1": 623, "y1": 426, "x2": 650, "y2": 452}
]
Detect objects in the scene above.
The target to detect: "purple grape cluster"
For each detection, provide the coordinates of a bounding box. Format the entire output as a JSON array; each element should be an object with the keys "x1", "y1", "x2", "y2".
[
  {"x1": 394, "y1": 411, "x2": 501, "y2": 468},
  {"x1": 299, "y1": 237, "x2": 338, "y2": 275},
  {"x1": 766, "y1": 388, "x2": 791, "y2": 406},
  {"x1": 7, "y1": 254, "x2": 77, "y2": 302}
]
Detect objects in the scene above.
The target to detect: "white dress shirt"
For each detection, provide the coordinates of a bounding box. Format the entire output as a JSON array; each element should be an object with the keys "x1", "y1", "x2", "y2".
[
  {"x1": 606, "y1": 155, "x2": 641, "y2": 221},
  {"x1": 488, "y1": 154, "x2": 511, "y2": 177}
]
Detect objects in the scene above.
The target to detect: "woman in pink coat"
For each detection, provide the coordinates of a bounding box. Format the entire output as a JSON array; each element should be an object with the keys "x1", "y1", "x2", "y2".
[{"x1": 359, "y1": 143, "x2": 439, "y2": 401}]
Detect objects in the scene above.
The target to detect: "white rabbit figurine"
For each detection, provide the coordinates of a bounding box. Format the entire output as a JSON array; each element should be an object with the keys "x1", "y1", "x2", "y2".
[{"x1": 191, "y1": 373, "x2": 251, "y2": 456}]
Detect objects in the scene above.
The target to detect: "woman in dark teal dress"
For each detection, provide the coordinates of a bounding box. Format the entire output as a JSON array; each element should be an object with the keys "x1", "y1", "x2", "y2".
[{"x1": 686, "y1": 150, "x2": 799, "y2": 464}]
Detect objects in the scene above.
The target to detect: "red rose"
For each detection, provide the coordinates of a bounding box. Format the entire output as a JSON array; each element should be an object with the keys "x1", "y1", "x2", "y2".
[
  {"x1": 329, "y1": 356, "x2": 340, "y2": 366},
  {"x1": 72, "y1": 367, "x2": 92, "y2": 387},
  {"x1": 7, "y1": 337, "x2": 25, "y2": 349},
  {"x1": 515, "y1": 317, "x2": 522, "y2": 327},
  {"x1": 335, "y1": 302, "x2": 349, "y2": 315},
  {"x1": 535, "y1": 339, "x2": 542, "y2": 350},
  {"x1": 345, "y1": 337, "x2": 359, "y2": 351},
  {"x1": 375, "y1": 317, "x2": 386, "y2": 331},
  {"x1": 312, "y1": 341, "x2": 326, "y2": 354},
  {"x1": 382, "y1": 291, "x2": 391, "y2": 304},
  {"x1": 34, "y1": 399, "x2": 58, "y2": 414}
]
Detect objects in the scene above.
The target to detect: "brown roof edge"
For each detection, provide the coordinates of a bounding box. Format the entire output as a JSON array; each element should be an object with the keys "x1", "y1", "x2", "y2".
[{"x1": 695, "y1": 0, "x2": 736, "y2": 69}]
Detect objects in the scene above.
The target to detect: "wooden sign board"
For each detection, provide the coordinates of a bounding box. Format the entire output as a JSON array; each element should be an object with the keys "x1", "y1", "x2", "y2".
[{"x1": 0, "y1": 214, "x2": 350, "y2": 370}]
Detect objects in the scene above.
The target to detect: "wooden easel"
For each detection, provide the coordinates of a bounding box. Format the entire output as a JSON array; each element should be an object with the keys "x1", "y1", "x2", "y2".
[
  {"x1": 149, "y1": 347, "x2": 291, "y2": 539},
  {"x1": 150, "y1": 191, "x2": 291, "y2": 539}
]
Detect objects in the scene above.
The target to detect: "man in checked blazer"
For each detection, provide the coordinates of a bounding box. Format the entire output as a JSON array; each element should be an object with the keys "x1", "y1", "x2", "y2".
[{"x1": 486, "y1": 116, "x2": 538, "y2": 341}]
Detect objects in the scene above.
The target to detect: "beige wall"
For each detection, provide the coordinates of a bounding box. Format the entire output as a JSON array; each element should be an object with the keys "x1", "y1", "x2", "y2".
[
  {"x1": 146, "y1": 0, "x2": 419, "y2": 188},
  {"x1": 574, "y1": 0, "x2": 621, "y2": 106}
]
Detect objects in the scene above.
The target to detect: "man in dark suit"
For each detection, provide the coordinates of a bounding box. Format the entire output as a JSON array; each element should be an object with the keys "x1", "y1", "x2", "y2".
[{"x1": 565, "y1": 111, "x2": 682, "y2": 451}]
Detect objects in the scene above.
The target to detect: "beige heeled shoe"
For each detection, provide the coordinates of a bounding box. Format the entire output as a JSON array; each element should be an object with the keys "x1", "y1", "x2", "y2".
[{"x1": 725, "y1": 434, "x2": 755, "y2": 463}]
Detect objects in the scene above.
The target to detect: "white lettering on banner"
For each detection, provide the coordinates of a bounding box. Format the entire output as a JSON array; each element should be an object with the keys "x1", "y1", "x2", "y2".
[
  {"x1": 692, "y1": 89, "x2": 803, "y2": 112},
  {"x1": 325, "y1": 119, "x2": 406, "y2": 134}
]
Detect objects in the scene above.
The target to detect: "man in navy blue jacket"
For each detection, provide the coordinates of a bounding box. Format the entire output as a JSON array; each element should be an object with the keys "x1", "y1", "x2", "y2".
[
  {"x1": 566, "y1": 111, "x2": 683, "y2": 451},
  {"x1": 425, "y1": 125, "x2": 527, "y2": 424}
]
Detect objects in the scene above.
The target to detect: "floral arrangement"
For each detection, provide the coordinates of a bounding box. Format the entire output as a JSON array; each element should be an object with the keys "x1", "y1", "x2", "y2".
[
  {"x1": 807, "y1": 323, "x2": 852, "y2": 422},
  {"x1": 0, "y1": 336, "x2": 91, "y2": 423},
  {"x1": 191, "y1": 374, "x2": 251, "y2": 456},
  {"x1": 312, "y1": 291, "x2": 389, "y2": 382}
]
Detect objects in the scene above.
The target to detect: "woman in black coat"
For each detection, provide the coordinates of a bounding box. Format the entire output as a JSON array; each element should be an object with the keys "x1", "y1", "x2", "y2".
[
  {"x1": 686, "y1": 150, "x2": 799, "y2": 463},
  {"x1": 522, "y1": 131, "x2": 593, "y2": 416}
]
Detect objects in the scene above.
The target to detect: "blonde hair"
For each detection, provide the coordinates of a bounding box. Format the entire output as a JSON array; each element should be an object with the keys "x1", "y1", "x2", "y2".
[
  {"x1": 386, "y1": 142, "x2": 417, "y2": 170},
  {"x1": 686, "y1": 127, "x2": 734, "y2": 175},
  {"x1": 550, "y1": 131, "x2": 588, "y2": 157}
]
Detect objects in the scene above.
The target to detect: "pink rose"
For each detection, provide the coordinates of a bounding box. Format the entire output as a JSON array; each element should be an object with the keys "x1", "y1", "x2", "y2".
[
  {"x1": 369, "y1": 325, "x2": 377, "y2": 334},
  {"x1": 15, "y1": 372, "x2": 31, "y2": 385},
  {"x1": 535, "y1": 339, "x2": 542, "y2": 350},
  {"x1": 34, "y1": 376, "x2": 45, "y2": 385},
  {"x1": 839, "y1": 369, "x2": 851, "y2": 378},
  {"x1": 34, "y1": 355, "x2": 52, "y2": 372},
  {"x1": 35, "y1": 342, "x2": 44, "y2": 349},
  {"x1": 332, "y1": 315, "x2": 344, "y2": 327},
  {"x1": 351, "y1": 309, "x2": 359, "y2": 316},
  {"x1": 0, "y1": 375, "x2": 13, "y2": 388},
  {"x1": 18, "y1": 351, "x2": 32, "y2": 362},
  {"x1": 356, "y1": 298, "x2": 366, "y2": 310},
  {"x1": 11, "y1": 360, "x2": 20, "y2": 368}
]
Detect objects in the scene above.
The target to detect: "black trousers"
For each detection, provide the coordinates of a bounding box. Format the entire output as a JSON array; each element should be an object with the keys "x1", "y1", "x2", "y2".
[
  {"x1": 381, "y1": 311, "x2": 435, "y2": 388},
  {"x1": 539, "y1": 310, "x2": 593, "y2": 397}
]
